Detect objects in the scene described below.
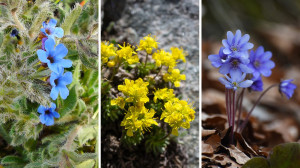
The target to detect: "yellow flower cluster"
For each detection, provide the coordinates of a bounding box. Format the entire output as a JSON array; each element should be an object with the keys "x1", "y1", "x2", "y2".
[
  {"x1": 101, "y1": 41, "x2": 116, "y2": 64},
  {"x1": 111, "y1": 78, "x2": 158, "y2": 136},
  {"x1": 137, "y1": 34, "x2": 159, "y2": 54},
  {"x1": 121, "y1": 106, "x2": 158, "y2": 136},
  {"x1": 163, "y1": 69, "x2": 186, "y2": 87},
  {"x1": 171, "y1": 47, "x2": 187, "y2": 63},
  {"x1": 153, "y1": 88, "x2": 175, "y2": 103},
  {"x1": 152, "y1": 49, "x2": 177, "y2": 70},
  {"x1": 161, "y1": 98, "x2": 195, "y2": 136},
  {"x1": 117, "y1": 78, "x2": 149, "y2": 106},
  {"x1": 116, "y1": 43, "x2": 139, "y2": 65}
]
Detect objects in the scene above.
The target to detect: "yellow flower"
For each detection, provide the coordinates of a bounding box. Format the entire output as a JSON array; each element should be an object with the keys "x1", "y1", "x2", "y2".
[
  {"x1": 163, "y1": 69, "x2": 186, "y2": 87},
  {"x1": 153, "y1": 88, "x2": 175, "y2": 103},
  {"x1": 152, "y1": 49, "x2": 176, "y2": 70},
  {"x1": 101, "y1": 41, "x2": 116, "y2": 64},
  {"x1": 161, "y1": 98, "x2": 195, "y2": 136},
  {"x1": 121, "y1": 106, "x2": 158, "y2": 136},
  {"x1": 111, "y1": 97, "x2": 125, "y2": 109},
  {"x1": 118, "y1": 78, "x2": 149, "y2": 106},
  {"x1": 107, "y1": 60, "x2": 116, "y2": 67},
  {"x1": 171, "y1": 47, "x2": 187, "y2": 63},
  {"x1": 117, "y1": 43, "x2": 139, "y2": 64},
  {"x1": 137, "y1": 34, "x2": 159, "y2": 54}
]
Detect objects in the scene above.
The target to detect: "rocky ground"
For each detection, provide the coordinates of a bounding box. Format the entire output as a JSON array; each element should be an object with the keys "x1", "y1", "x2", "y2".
[{"x1": 102, "y1": 0, "x2": 199, "y2": 167}]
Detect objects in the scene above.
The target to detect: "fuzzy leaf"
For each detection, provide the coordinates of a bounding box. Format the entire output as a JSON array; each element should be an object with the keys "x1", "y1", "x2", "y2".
[
  {"x1": 62, "y1": 150, "x2": 97, "y2": 164},
  {"x1": 1, "y1": 156, "x2": 26, "y2": 165},
  {"x1": 241, "y1": 157, "x2": 270, "y2": 168},
  {"x1": 75, "y1": 159, "x2": 95, "y2": 168},
  {"x1": 59, "y1": 86, "x2": 77, "y2": 117},
  {"x1": 77, "y1": 125, "x2": 97, "y2": 146},
  {"x1": 269, "y1": 142, "x2": 300, "y2": 168},
  {"x1": 61, "y1": 4, "x2": 82, "y2": 36}
]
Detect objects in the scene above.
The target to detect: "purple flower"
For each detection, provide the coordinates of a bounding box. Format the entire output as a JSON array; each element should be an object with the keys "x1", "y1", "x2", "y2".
[
  {"x1": 248, "y1": 46, "x2": 275, "y2": 80},
  {"x1": 208, "y1": 47, "x2": 228, "y2": 68},
  {"x1": 41, "y1": 19, "x2": 64, "y2": 39},
  {"x1": 11, "y1": 29, "x2": 19, "y2": 37},
  {"x1": 50, "y1": 68, "x2": 73, "y2": 100},
  {"x1": 38, "y1": 103, "x2": 60, "y2": 126},
  {"x1": 37, "y1": 38, "x2": 72, "y2": 74},
  {"x1": 219, "y1": 73, "x2": 253, "y2": 90},
  {"x1": 219, "y1": 54, "x2": 252, "y2": 78},
  {"x1": 250, "y1": 77, "x2": 263, "y2": 92},
  {"x1": 279, "y1": 79, "x2": 296, "y2": 99},
  {"x1": 222, "y1": 30, "x2": 254, "y2": 57}
]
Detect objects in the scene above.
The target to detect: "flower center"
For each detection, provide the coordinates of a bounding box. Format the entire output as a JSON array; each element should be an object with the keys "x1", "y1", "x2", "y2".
[
  {"x1": 231, "y1": 46, "x2": 238, "y2": 52},
  {"x1": 138, "y1": 113, "x2": 145, "y2": 120},
  {"x1": 45, "y1": 28, "x2": 51, "y2": 35},
  {"x1": 232, "y1": 82, "x2": 238, "y2": 86},
  {"x1": 47, "y1": 55, "x2": 54, "y2": 63},
  {"x1": 254, "y1": 60, "x2": 260, "y2": 68},
  {"x1": 231, "y1": 59, "x2": 239, "y2": 67},
  {"x1": 45, "y1": 110, "x2": 51, "y2": 115},
  {"x1": 54, "y1": 79, "x2": 59, "y2": 86}
]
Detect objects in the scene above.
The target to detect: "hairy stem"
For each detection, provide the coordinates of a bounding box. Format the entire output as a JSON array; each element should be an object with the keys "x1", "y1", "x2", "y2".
[{"x1": 235, "y1": 88, "x2": 245, "y2": 132}]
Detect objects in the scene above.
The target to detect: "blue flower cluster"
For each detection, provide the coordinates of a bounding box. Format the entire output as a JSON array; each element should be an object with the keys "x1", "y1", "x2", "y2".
[
  {"x1": 209, "y1": 29, "x2": 296, "y2": 98},
  {"x1": 36, "y1": 19, "x2": 73, "y2": 126},
  {"x1": 209, "y1": 29, "x2": 275, "y2": 91}
]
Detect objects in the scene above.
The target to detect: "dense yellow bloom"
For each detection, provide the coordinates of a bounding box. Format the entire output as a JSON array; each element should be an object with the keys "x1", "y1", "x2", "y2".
[
  {"x1": 101, "y1": 41, "x2": 116, "y2": 64},
  {"x1": 137, "y1": 34, "x2": 159, "y2": 54},
  {"x1": 111, "y1": 97, "x2": 125, "y2": 109},
  {"x1": 121, "y1": 106, "x2": 158, "y2": 136},
  {"x1": 152, "y1": 49, "x2": 176, "y2": 70},
  {"x1": 116, "y1": 43, "x2": 139, "y2": 64},
  {"x1": 163, "y1": 69, "x2": 186, "y2": 87},
  {"x1": 153, "y1": 88, "x2": 175, "y2": 103},
  {"x1": 161, "y1": 98, "x2": 195, "y2": 136},
  {"x1": 118, "y1": 78, "x2": 149, "y2": 106},
  {"x1": 171, "y1": 47, "x2": 187, "y2": 63}
]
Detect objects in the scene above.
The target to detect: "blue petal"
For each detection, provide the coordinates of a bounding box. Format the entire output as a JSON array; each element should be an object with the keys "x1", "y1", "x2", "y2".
[
  {"x1": 256, "y1": 46, "x2": 264, "y2": 57},
  {"x1": 219, "y1": 63, "x2": 231, "y2": 74},
  {"x1": 230, "y1": 68, "x2": 242, "y2": 82},
  {"x1": 50, "y1": 72, "x2": 60, "y2": 87},
  {"x1": 261, "y1": 51, "x2": 272, "y2": 61},
  {"x1": 37, "y1": 105, "x2": 46, "y2": 114},
  {"x1": 39, "y1": 114, "x2": 47, "y2": 124},
  {"x1": 239, "y1": 63, "x2": 252, "y2": 73},
  {"x1": 208, "y1": 54, "x2": 222, "y2": 68},
  {"x1": 50, "y1": 102, "x2": 56, "y2": 110},
  {"x1": 239, "y1": 80, "x2": 253, "y2": 88},
  {"x1": 260, "y1": 68, "x2": 272, "y2": 77},
  {"x1": 37, "y1": 50, "x2": 49, "y2": 63},
  {"x1": 240, "y1": 42, "x2": 254, "y2": 51},
  {"x1": 48, "y1": 19, "x2": 57, "y2": 27},
  {"x1": 50, "y1": 87, "x2": 59, "y2": 100},
  {"x1": 57, "y1": 59, "x2": 72, "y2": 68},
  {"x1": 233, "y1": 30, "x2": 241, "y2": 46},
  {"x1": 48, "y1": 63, "x2": 60, "y2": 74},
  {"x1": 61, "y1": 72, "x2": 73, "y2": 85},
  {"x1": 52, "y1": 111, "x2": 60, "y2": 118},
  {"x1": 45, "y1": 115, "x2": 54, "y2": 126},
  {"x1": 54, "y1": 27, "x2": 64, "y2": 38},
  {"x1": 45, "y1": 38, "x2": 56, "y2": 52},
  {"x1": 239, "y1": 34, "x2": 250, "y2": 45},
  {"x1": 222, "y1": 40, "x2": 230, "y2": 48},
  {"x1": 219, "y1": 77, "x2": 231, "y2": 87},
  {"x1": 263, "y1": 61, "x2": 275, "y2": 69},
  {"x1": 59, "y1": 86, "x2": 69, "y2": 99},
  {"x1": 227, "y1": 31, "x2": 234, "y2": 44},
  {"x1": 223, "y1": 48, "x2": 232, "y2": 55},
  {"x1": 54, "y1": 43, "x2": 68, "y2": 59},
  {"x1": 40, "y1": 28, "x2": 46, "y2": 35}
]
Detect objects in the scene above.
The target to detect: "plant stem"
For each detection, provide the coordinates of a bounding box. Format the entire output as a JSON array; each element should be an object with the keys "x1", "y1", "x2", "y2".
[
  {"x1": 110, "y1": 62, "x2": 121, "y2": 81},
  {"x1": 238, "y1": 84, "x2": 279, "y2": 133},
  {"x1": 154, "y1": 66, "x2": 162, "y2": 79},
  {"x1": 144, "y1": 53, "x2": 149, "y2": 68},
  {"x1": 11, "y1": 9, "x2": 25, "y2": 31},
  {"x1": 230, "y1": 90, "x2": 236, "y2": 144},
  {"x1": 235, "y1": 88, "x2": 245, "y2": 132}
]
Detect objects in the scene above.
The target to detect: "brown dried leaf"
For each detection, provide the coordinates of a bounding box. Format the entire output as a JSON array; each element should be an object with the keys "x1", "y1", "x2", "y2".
[
  {"x1": 225, "y1": 145, "x2": 251, "y2": 165},
  {"x1": 202, "y1": 141, "x2": 214, "y2": 155}
]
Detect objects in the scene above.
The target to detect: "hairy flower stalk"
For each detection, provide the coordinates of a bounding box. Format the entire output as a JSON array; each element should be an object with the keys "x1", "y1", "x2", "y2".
[{"x1": 226, "y1": 88, "x2": 237, "y2": 144}]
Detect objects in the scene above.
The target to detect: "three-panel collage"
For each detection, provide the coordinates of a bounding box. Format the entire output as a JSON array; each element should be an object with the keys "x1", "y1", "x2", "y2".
[{"x1": 1, "y1": 0, "x2": 300, "y2": 168}]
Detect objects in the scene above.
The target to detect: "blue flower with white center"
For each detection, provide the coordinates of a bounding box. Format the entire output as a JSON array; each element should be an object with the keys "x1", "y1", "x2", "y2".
[
  {"x1": 250, "y1": 76, "x2": 263, "y2": 92},
  {"x1": 50, "y1": 68, "x2": 73, "y2": 100},
  {"x1": 279, "y1": 79, "x2": 296, "y2": 99},
  {"x1": 218, "y1": 54, "x2": 252, "y2": 78},
  {"x1": 38, "y1": 103, "x2": 60, "y2": 126},
  {"x1": 41, "y1": 19, "x2": 64, "y2": 39},
  {"x1": 248, "y1": 46, "x2": 275, "y2": 80},
  {"x1": 208, "y1": 47, "x2": 229, "y2": 68},
  {"x1": 222, "y1": 30, "x2": 254, "y2": 58},
  {"x1": 219, "y1": 73, "x2": 253, "y2": 91},
  {"x1": 37, "y1": 38, "x2": 72, "y2": 74}
]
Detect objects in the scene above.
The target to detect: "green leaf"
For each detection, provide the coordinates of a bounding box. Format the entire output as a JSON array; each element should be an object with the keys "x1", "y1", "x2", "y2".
[
  {"x1": 242, "y1": 157, "x2": 270, "y2": 168},
  {"x1": 62, "y1": 150, "x2": 97, "y2": 164},
  {"x1": 1, "y1": 156, "x2": 26, "y2": 165},
  {"x1": 75, "y1": 159, "x2": 95, "y2": 168},
  {"x1": 269, "y1": 142, "x2": 300, "y2": 168},
  {"x1": 61, "y1": 4, "x2": 82, "y2": 36},
  {"x1": 59, "y1": 86, "x2": 77, "y2": 117},
  {"x1": 78, "y1": 125, "x2": 97, "y2": 146}
]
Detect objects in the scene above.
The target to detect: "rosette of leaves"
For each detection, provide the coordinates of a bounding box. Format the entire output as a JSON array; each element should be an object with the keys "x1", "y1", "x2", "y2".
[{"x1": 0, "y1": 0, "x2": 98, "y2": 167}]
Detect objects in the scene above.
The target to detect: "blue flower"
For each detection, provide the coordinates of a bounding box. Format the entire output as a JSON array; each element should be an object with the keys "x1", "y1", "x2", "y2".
[
  {"x1": 219, "y1": 73, "x2": 253, "y2": 90},
  {"x1": 250, "y1": 77, "x2": 263, "y2": 92},
  {"x1": 248, "y1": 46, "x2": 275, "y2": 80},
  {"x1": 50, "y1": 68, "x2": 73, "y2": 100},
  {"x1": 279, "y1": 79, "x2": 296, "y2": 99},
  {"x1": 37, "y1": 38, "x2": 72, "y2": 74},
  {"x1": 41, "y1": 19, "x2": 64, "y2": 39},
  {"x1": 208, "y1": 47, "x2": 228, "y2": 68},
  {"x1": 11, "y1": 29, "x2": 19, "y2": 37},
  {"x1": 38, "y1": 103, "x2": 60, "y2": 126},
  {"x1": 222, "y1": 30, "x2": 254, "y2": 57},
  {"x1": 218, "y1": 54, "x2": 252, "y2": 78}
]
